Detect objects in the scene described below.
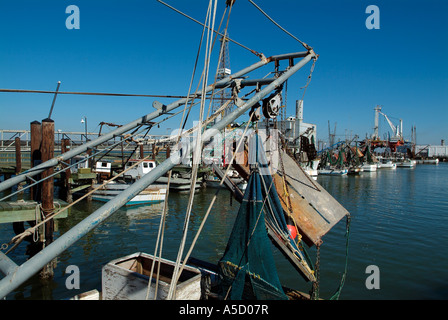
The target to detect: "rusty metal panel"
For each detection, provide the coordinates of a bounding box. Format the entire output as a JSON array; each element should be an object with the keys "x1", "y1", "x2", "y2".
[{"x1": 275, "y1": 151, "x2": 349, "y2": 246}]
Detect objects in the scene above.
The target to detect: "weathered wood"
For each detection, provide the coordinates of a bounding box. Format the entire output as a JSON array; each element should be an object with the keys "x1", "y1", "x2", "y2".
[
  {"x1": 70, "y1": 184, "x2": 93, "y2": 193},
  {"x1": 102, "y1": 252, "x2": 202, "y2": 300},
  {"x1": 61, "y1": 139, "x2": 72, "y2": 203},
  {"x1": 0, "y1": 200, "x2": 69, "y2": 224},
  {"x1": 40, "y1": 118, "x2": 55, "y2": 278},
  {"x1": 139, "y1": 144, "x2": 144, "y2": 159},
  {"x1": 14, "y1": 137, "x2": 21, "y2": 175},
  {"x1": 41, "y1": 119, "x2": 54, "y2": 214},
  {"x1": 275, "y1": 151, "x2": 350, "y2": 246},
  {"x1": 30, "y1": 121, "x2": 42, "y2": 201}
]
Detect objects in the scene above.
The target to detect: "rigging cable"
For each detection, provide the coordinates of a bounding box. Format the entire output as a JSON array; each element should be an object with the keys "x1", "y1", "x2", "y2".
[
  {"x1": 247, "y1": 0, "x2": 312, "y2": 51},
  {"x1": 156, "y1": 0, "x2": 262, "y2": 58},
  {"x1": 167, "y1": 0, "x2": 219, "y2": 300},
  {"x1": 146, "y1": 0, "x2": 216, "y2": 301}
]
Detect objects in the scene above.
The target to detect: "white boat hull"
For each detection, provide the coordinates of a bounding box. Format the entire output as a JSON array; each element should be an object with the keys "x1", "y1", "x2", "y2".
[
  {"x1": 92, "y1": 183, "x2": 166, "y2": 206},
  {"x1": 362, "y1": 164, "x2": 377, "y2": 172},
  {"x1": 396, "y1": 160, "x2": 416, "y2": 168},
  {"x1": 318, "y1": 168, "x2": 348, "y2": 175},
  {"x1": 379, "y1": 161, "x2": 396, "y2": 169}
]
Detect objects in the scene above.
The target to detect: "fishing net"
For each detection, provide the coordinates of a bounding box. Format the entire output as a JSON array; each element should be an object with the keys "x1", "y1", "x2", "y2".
[{"x1": 217, "y1": 134, "x2": 289, "y2": 300}]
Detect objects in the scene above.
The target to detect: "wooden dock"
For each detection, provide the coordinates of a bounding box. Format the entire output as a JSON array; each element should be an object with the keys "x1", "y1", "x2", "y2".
[{"x1": 0, "y1": 199, "x2": 69, "y2": 224}]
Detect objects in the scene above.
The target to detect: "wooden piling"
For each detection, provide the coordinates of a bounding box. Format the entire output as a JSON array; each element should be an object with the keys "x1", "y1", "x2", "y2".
[
  {"x1": 61, "y1": 139, "x2": 72, "y2": 203},
  {"x1": 14, "y1": 137, "x2": 22, "y2": 175},
  {"x1": 30, "y1": 121, "x2": 42, "y2": 201},
  {"x1": 166, "y1": 145, "x2": 171, "y2": 159},
  {"x1": 15, "y1": 137, "x2": 23, "y2": 193},
  {"x1": 40, "y1": 118, "x2": 55, "y2": 278},
  {"x1": 139, "y1": 143, "x2": 144, "y2": 159}
]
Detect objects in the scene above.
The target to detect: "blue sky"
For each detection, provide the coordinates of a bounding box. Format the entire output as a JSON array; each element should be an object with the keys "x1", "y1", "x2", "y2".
[{"x1": 0, "y1": 0, "x2": 447, "y2": 145}]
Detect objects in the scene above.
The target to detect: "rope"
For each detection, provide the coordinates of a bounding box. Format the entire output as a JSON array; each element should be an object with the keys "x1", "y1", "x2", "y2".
[
  {"x1": 145, "y1": 169, "x2": 172, "y2": 300},
  {"x1": 329, "y1": 214, "x2": 351, "y2": 300},
  {"x1": 0, "y1": 88, "x2": 201, "y2": 99},
  {"x1": 167, "y1": 0, "x2": 218, "y2": 300},
  {"x1": 171, "y1": 108, "x2": 256, "y2": 297},
  {"x1": 147, "y1": 0, "x2": 222, "y2": 299},
  {"x1": 156, "y1": 0, "x2": 262, "y2": 58}
]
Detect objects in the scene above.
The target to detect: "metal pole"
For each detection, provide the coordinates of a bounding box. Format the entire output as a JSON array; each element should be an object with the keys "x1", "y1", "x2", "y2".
[
  {"x1": 0, "y1": 52, "x2": 314, "y2": 298},
  {"x1": 48, "y1": 81, "x2": 61, "y2": 119}
]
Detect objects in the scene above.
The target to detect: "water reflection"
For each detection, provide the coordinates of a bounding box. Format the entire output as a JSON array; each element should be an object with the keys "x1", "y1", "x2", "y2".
[{"x1": 2, "y1": 164, "x2": 448, "y2": 299}]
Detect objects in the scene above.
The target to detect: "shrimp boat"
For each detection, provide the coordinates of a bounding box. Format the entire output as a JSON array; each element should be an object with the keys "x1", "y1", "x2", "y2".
[
  {"x1": 396, "y1": 159, "x2": 416, "y2": 168},
  {"x1": 0, "y1": 1, "x2": 351, "y2": 302},
  {"x1": 318, "y1": 167, "x2": 348, "y2": 175},
  {"x1": 361, "y1": 163, "x2": 377, "y2": 172},
  {"x1": 380, "y1": 159, "x2": 397, "y2": 169}
]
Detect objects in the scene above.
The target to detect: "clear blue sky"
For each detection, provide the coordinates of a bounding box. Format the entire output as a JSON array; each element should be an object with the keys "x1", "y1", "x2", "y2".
[{"x1": 0, "y1": 0, "x2": 447, "y2": 145}]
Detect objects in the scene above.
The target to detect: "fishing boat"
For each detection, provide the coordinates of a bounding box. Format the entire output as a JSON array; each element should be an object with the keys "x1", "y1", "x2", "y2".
[
  {"x1": 416, "y1": 158, "x2": 439, "y2": 164},
  {"x1": 380, "y1": 159, "x2": 396, "y2": 169},
  {"x1": 361, "y1": 163, "x2": 377, "y2": 172},
  {"x1": 347, "y1": 166, "x2": 362, "y2": 175},
  {"x1": 302, "y1": 159, "x2": 320, "y2": 178},
  {"x1": 396, "y1": 159, "x2": 416, "y2": 168},
  {"x1": 318, "y1": 167, "x2": 348, "y2": 175},
  {"x1": 92, "y1": 181, "x2": 167, "y2": 206}
]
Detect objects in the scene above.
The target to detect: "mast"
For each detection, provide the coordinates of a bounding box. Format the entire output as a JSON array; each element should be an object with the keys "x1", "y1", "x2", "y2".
[
  {"x1": 212, "y1": 34, "x2": 232, "y2": 124},
  {"x1": 373, "y1": 105, "x2": 381, "y2": 140}
]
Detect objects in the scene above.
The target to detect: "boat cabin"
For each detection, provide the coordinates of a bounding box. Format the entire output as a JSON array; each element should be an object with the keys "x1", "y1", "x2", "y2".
[
  {"x1": 70, "y1": 155, "x2": 89, "y2": 173},
  {"x1": 124, "y1": 159, "x2": 157, "y2": 180},
  {"x1": 94, "y1": 160, "x2": 112, "y2": 180}
]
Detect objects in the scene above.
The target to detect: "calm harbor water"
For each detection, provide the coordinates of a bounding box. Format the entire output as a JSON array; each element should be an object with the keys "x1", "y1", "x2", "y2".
[{"x1": 1, "y1": 163, "x2": 447, "y2": 300}]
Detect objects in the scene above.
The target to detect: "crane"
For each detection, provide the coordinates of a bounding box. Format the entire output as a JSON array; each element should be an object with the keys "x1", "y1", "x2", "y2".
[{"x1": 379, "y1": 111, "x2": 402, "y2": 141}]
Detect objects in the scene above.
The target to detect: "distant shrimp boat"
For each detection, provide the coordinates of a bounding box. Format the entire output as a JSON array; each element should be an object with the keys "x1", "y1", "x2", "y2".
[
  {"x1": 318, "y1": 167, "x2": 348, "y2": 175},
  {"x1": 380, "y1": 159, "x2": 396, "y2": 169},
  {"x1": 361, "y1": 163, "x2": 377, "y2": 172},
  {"x1": 396, "y1": 159, "x2": 416, "y2": 168}
]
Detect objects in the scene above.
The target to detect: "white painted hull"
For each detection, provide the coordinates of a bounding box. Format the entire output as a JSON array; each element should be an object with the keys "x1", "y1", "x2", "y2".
[
  {"x1": 318, "y1": 168, "x2": 348, "y2": 175},
  {"x1": 361, "y1": 164, "x2": 377, "y2": 172},
  {"x1": 92, "y1": 183, "x2": 166, "y2": 206},
  {"x1": 397, "y1": 160, "x2": 416, "y2": 168},
  {"x1": 379, "y1": 161, "x2": 396, "y2": 169}
]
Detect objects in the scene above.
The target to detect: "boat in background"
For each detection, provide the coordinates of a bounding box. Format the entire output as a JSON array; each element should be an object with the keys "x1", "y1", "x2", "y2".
[
  {"x1": 379, "y1": 159, "x2": 396, "y2": 169},
  {"x1": 318, "y1": 167, "x2": 348, "y2": 175},
  {"x1": 302, "y1": 159, "x2": 320, "y2": 179},
  {"x1": 416, "y1": 158, "x2": 439, "y2": 164},
  {"x1": 92, "y1": 181, "x2": 167, "y2": 206},
  {"x1": 396, "y1": 159, "x2": 416, "y2": 168},
  {"x1": 348, "y1": 166, "x2": 363, "y2": 175},
  {"x1": 361, "y1": 163, "x2": 377, "y2": 172}
]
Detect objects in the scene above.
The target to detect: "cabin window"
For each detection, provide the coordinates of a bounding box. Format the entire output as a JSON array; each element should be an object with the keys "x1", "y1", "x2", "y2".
[
  {"x1": 143, "y1": 162, "x2": 148, "y2": 168},
  {"x1": 149, "y1": 163, "x2": 154, "y2": 168}
]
